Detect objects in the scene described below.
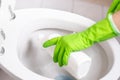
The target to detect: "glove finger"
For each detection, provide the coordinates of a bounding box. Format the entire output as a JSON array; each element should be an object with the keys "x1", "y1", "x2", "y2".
[
  {"x1": 43, "y1": 37, "x2": 59, "y2": 48},
  {"x1": 58, "y1": 46, "x2": 65, "y2": 67},
  {"x1": 53, "y1": 42, "x2": 61, "y2": 63},
  {"x1": 63, "y1": 49, "x2": 71, "y2": 65}
]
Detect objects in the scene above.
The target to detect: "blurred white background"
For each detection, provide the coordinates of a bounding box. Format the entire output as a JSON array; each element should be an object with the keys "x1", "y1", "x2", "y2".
[
  {"x1": 15, "y1": 0, "x2": 112, "y2": 21},
  {"x1": 0, "y1": 0, "x2": 113, "y2": 80}
]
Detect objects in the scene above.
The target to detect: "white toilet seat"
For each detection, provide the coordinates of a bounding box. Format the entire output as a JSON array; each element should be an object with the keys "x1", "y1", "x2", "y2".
[{"x1": 0, "y1": 8, "x2": 120, "y2": 80}]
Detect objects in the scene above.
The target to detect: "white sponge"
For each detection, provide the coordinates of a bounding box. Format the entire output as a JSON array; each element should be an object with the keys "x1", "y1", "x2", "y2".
[
  {"x1": 64, "y1": 51, "x2": 91, "y2": 79},
  {"x1": 47, "y1": 33, "x2": 92, "y2": 79}
]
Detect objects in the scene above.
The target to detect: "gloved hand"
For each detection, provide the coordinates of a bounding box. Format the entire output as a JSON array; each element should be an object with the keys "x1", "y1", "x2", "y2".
[{"x1": 43, "y1": 0, "x2": 120, "y2": 67}]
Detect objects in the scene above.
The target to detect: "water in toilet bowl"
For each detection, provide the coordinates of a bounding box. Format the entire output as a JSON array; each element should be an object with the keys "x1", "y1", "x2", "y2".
[{"x1": 17, "y1": 28, "x2": 110, "y2": 80}]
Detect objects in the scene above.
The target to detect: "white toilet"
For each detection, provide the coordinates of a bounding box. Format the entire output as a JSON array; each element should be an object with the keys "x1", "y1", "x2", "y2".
[{"x1": 0, "y1": 0, "x2": 120, "y2": 80}]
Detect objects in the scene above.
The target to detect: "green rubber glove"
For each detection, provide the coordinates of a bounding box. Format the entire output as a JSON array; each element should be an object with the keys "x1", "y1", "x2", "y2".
[
  {"x1": 43, "y1": 0, "x2": 120, "y2": 67},
  {"x1": 107, "y1": 0, "x2": 120, "y2": 15}
]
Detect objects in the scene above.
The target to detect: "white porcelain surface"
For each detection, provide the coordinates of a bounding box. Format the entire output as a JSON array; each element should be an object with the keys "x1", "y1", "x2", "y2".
[
  {"x1": 0, "y1": 9, "x2": 120, "y2": 80},
  {"x1": 0, "y1": 0, "x2": 15, "y2": 27}
]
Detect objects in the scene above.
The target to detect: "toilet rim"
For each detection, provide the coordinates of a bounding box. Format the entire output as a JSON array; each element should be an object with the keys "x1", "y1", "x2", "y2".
[{"x1": 0, "y1": 8, "x2": 120, "y2": 80}]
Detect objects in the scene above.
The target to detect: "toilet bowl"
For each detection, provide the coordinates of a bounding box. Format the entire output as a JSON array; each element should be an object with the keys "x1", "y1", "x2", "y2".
[{"x1": 0, "y1": 8, "x2": 120, "y2": 80}]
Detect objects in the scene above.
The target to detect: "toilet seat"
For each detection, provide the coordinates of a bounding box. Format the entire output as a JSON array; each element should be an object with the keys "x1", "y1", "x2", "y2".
[{"x1": 0, "y1": 8, "x2": 120, "y2": 80}]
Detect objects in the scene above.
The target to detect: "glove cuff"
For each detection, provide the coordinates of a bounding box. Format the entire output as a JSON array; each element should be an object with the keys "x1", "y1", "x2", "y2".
[{"x1": 108, "y1": 13, "x2": 120, "y2": 35}]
